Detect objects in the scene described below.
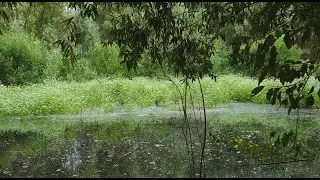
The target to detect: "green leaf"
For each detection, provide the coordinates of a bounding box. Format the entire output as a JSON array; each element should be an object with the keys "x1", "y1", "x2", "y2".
[
  {"x1": 288, "y1": 129, "x2": 294, "y2": 137},
  {"x1": 232, "y1": 44, "x2": 240, "y2": 54},
  {"x1": 271, "y1": 88, "x2": 279, "y2": 105},
  {"x1": 306, "y1": 95, "x2": 314, "y2": 107},
  {"x1": 292, "y1": 60, "x2": 302, "y2": 65},
  {"x1": 62, "y1": 17, "x2": 74, "y2": 26},
  {"x1": 275, "y1": 29, "x2": 282, "y2": 38},
  {"x1": 288, "y1": 108, "x2": 292, "y2": 115},
  {"x1": 277, "y1": 91, "x2": 282, "y2": 105},
  {"x1": 0, "y1": 10, "x2": 9, "y2": 22},
  {"x1": 264, "y1": 35, "x2": 276, "y2": 47},
  {"x1": 270, "y1": 46, "x2": 277, "y2": 58},
  {"x1": 309, "y1": 86, "x2": 314, "y2": 94},
  {"x1": 286, "y1": 60, "x2": 295, "y2": 64},
  {"x1": 281, "y1": 98, "x2": 288, "y2": 107},
  {"x1": 300, "y1": 63, "x2": 308, "y2": 74},
  {"x1": 301, "y1": 27, "x2": 311, "y2": 46},
  {"x1": 297, "y1": 82, "x2": 304, "y2": 91},
  {"x1": 283, "y1": 33, "x2": 293, "y2": 49},
  {"x1": 255, "y1": 53, "x2": 266, "y2": 70},
  {"x1": 266, "y1": 88, "x2": 274, "y2": 101},
  {"x1": 282, "y1": 133, "x2": 290, "y2": 147},
  {"x1": 244, "y1": 44, "x2": 250, "y2": 56},
  {"x1": 270, "y1": 131, "x2": 276, "y2": 139},
  {"x1": 274, "y1": 135, "x2": 281, "y2": 147},
  {"x1": 269, "y1": 46, "x2": 277, "y2": 71},
  {"x1": 258, "y1": 67, "x2": 268, "y2": 85},
  {"x1": 251, "y1": 86, "x2": 264, "y2": 97},
  {"x1": 285, "y1": 87, "x2": 293, "y2": 94},
  {"x1": 295, "y1": 144, "x2": 301, "y2": 152},
  {"x1": 309, "y1": 64, "x2": 314, "y2": 71},
  {"x1": 288, "y1": 93, "x2": 297, "y2": 109},
  {"x1": 278, "y1": 68, "x2": 286, "y2": 85}
]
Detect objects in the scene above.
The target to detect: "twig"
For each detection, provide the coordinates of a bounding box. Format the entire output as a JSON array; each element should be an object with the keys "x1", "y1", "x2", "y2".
[
  {"x1": 198, "y1": 77, "x2": 207, "y2": 178},
  {"x1": 235, "y1": 158, "x2": 315, "y2": 167}
]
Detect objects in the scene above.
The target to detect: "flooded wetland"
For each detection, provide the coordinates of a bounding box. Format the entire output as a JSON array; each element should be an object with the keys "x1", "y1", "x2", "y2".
[{"x1": 1, "y1": 103, "x2": 320, "y2": 178}]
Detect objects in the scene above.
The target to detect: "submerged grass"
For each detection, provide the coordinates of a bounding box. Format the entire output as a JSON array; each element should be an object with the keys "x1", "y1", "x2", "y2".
[{"x1": 0, "y1": 74, "x2": 318, "y2": 116}]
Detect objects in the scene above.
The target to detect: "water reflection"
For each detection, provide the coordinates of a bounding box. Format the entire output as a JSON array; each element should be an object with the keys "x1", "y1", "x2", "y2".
[
  {"x1": 63, "y1": 133, "x2": 93, "y2": 173},
  {"x1": 1, "y1": 106, "x2": 320, "y2": 178},
  {"x1": 1, "y1": 128, "x2": 319, "y2": 178}
]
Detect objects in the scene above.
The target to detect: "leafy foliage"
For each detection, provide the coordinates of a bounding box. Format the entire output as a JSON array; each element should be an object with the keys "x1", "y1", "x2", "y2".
[
  {"x1": 227, "y1": 2, "x2": 320, "y2": 114},
  {"x1": 0, "y1": 30, "x2": 47, "y2": 85},
  {"x1": 88, "y1": 42, "x2": 123, "y2": 77},
  {"x1": 48, "y1": 2, "x2": 320, "y2": 116}
]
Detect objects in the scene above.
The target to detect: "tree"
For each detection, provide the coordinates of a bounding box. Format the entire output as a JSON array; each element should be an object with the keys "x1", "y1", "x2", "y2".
[{"x1": 229, "y1": 2, "x2": 320, "y2": 113}]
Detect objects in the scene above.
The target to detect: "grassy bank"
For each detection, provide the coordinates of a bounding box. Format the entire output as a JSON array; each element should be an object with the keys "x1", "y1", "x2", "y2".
[{"x1": 0, "y1": 74, "x2": 318, "y2": 116}]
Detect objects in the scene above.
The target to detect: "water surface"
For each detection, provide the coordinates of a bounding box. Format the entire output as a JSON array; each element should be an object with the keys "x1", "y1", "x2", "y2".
[{"x1": 1, "y1": 103, "x2": 320, "y2": 178}]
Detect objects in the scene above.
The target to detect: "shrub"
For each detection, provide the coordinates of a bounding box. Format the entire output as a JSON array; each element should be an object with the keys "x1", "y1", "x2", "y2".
[
  {"x1": 134, "y1": 52, "x2": 166, "y2": 77},
  {"x1": 274, "y1": 35, "x2": 302, "y2": 63},
  {"x1": 63, "y1": 58, "x2": 98, "y2": 82},
  {"x1": 231, "y1": 34, "x2": 303, "y2": 77},
  {"x1": 211, "y1": 38, "x2": 232, "y2": 75},
  {"x1": 88, "y1": 42, "x2": 125, "y2": 77},
  {"x1": 250, "y1": 35, "x2": 302, "y2": 63},
  {"x1": 43, "y1": 48, "x2": 64, "y2": 80},
  {"x1": 0, "y1": 30, "x2": 48, "y2": 85},
  {"x1": 44, "y1": 48, "x2": 98, "y2": 82},
  {"x1": 73, "y1": 17, "x2": 101, "y2": 58}
]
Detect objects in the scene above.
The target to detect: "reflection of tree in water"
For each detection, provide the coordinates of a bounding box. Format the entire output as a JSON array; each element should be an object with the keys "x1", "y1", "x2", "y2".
[
  {"x1": 4, "y1": 133, "x2": 95, "y2": 178},
  {"x1": 95, "y1": 140, "x2": 135, "y2": 178},
  {"x1": 9, "y1": 145, "x2": 70, "y2": 178},
  {"x1": 10, "y1": 152, "x2": 24, "y2": 177},
  {"x1": 64, "y1": 133, "x2": 94, "y2": 174},
  {"x1": 135, "y1": 141, "x2": 162, "y2": 178},
  {"x1": 64, "y1": 140, "x2": 82, "y2": 172},
  {"x1": 132, "y1": 131, "x2": 188, "y2": 178},
  {"x1": 94, "y1": 129, "x2": 187, "y2": 178},
  {"x1": 4, "y1": 121, "x2": 320, "y2": 178}
]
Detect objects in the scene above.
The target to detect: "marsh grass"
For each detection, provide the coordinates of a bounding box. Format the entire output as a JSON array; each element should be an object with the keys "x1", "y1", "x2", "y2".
[{"x1": 0, "y1": 74, "x2": 318, "y2": 116}]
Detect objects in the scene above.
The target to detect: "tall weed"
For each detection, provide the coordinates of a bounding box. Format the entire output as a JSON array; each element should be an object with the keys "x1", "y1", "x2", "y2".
[{"x1": 0, "y1": 75, "x2": 316, "y2": 116}]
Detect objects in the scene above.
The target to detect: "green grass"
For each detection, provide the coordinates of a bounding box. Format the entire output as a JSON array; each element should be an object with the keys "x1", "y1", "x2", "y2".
[{"x1": 0, "y1": 74, "x2": 318, "y2": 116}]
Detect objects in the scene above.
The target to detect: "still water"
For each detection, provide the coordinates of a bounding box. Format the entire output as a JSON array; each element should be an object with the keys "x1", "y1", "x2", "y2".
[{"x1": 1, "y1": 103, "x2": 320, "y2": 178}]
